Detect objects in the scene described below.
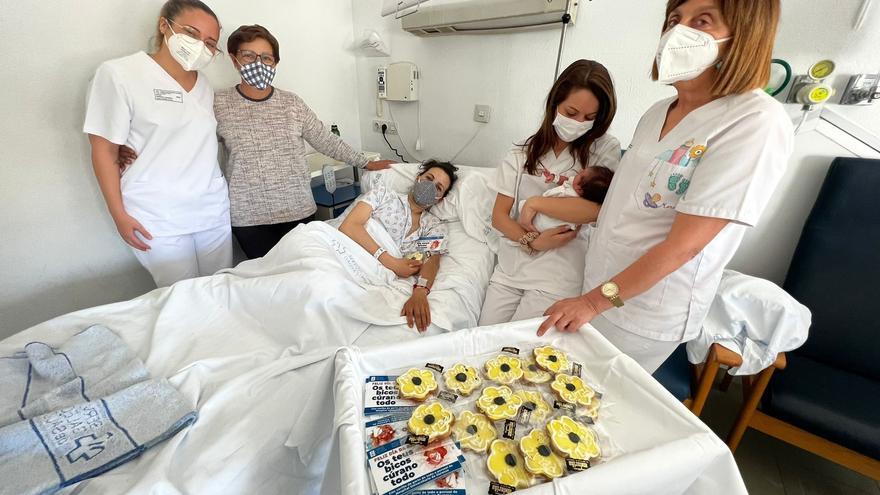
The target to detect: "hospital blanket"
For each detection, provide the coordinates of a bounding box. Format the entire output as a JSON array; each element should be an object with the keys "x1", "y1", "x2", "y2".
[
  {"x1": 0, "y1": 325, "x2": 150, "y2": 427},
  {"x1": 0, "y1": 379, "x2": 196, "y2": 495},
  {"x1": 0, "y1": 219, "x2": 491, "y2": 494}
]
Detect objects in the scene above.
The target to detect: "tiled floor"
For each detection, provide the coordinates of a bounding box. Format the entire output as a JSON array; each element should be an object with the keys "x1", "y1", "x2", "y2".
[{"x1": 698, "y1": 379, "x2": 880, "y2": 495}]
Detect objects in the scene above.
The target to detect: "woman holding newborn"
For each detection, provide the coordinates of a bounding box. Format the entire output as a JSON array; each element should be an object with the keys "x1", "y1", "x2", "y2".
[{"x1": 478, "y1": 60, "x2": 621, "y2": 325}]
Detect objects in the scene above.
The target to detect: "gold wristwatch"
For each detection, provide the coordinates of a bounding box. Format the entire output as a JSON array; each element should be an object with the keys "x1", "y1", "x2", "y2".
[{"x1": 600, "y1": 281, "x2": 624, "y2": 308}]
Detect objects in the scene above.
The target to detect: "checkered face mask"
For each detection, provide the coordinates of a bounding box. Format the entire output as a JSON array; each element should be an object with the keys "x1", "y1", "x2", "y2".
[{"x1": 238, "y1": 60, "x2": 276, "y2": 90}]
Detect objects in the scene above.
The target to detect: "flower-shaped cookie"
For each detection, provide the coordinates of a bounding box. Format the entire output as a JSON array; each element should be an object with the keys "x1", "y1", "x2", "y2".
[
  {"x1": 485, "y1": 355, "x2": 524, "y2": 384},
  {"x1": 408, "y1": 401, "x2": 455, "y2": 442},
  {"x1": 551, "y1": 373, "x2": 595, "y2": 406},
  {"x1": 514, "y1": 390, "x2": 552, "y2": 424},
  {"x1": 476, "y1": 385, "x2": 524, "y2": 421},
  {"x1": 547, "y1": 416, "x2": 600, "y2": 460},
  {"x1": 443, "y1": 363, "x2": 482, "y2": 396},
  {"x1": 533, "y1": 346, "x2": 570, "y2": 374},
  {"x1": 582, "y1": 396, "x2": 601, "y2": 422},
  {"x1": 519, "y1": 428, "x2": 566, "y2": 479},
  {"x1": 487, "y1": 439, "x2": 533, "y2": 488},
  {"x1": 396, "y1": 368, "x2": 438, "y2": 400},
  {"x1": 451, "y1": 410, "x2": 496, "y2": 453},
  {"x1": 522, "y1": 358, "x2": 553, "y2": 384}
]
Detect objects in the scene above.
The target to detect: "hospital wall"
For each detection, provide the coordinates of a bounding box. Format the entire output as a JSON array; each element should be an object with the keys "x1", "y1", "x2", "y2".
[
  {"x1": 352, "y1": 0, "x2": 880, "y2": 284},
  {"x1": 0, "y1": 0, "x2": 364, "y2": 340}
]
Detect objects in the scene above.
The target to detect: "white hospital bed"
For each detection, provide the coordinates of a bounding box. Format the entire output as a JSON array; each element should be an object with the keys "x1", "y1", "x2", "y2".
[{"x1": 0, "y1": 164, "x2": 498, "y2": 495}]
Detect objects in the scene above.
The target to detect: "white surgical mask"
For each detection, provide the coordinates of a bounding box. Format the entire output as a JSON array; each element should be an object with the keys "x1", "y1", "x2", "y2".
[
  {"x1": 553, "y1": 112, "x2": 594, "y2": 143},
  {"x1": 655, "y1": 24, "x2": 730, "y2": 84},
  {"x1": 165, "y1": 24, "x2": 215, "y2": 72}
]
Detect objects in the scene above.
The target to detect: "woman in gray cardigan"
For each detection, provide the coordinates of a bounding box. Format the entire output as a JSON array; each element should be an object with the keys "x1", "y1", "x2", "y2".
[{"x1": 214, "y1": 24, "x2": 393, "y2": 258}]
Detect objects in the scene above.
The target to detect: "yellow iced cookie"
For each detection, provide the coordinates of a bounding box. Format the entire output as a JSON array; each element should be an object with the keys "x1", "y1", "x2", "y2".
[
  {"x1": 514, "y1": 390, "x2": 552, "y2": 424},
  {"x1": 550, "y1": 373, "x2": 595, "y2": 406},
  {"x1": 396, "y1": 368, "x2": 438, "y2": 401},
  {"x1": 533, "y1": 346, "x2": 570, "y2": 374},
  {"x1": 407, "y1": 401, "x2": 455, "y2": 442},
  {"x1": 476, "y1": 385, "x2": 524, "y2": 421},
  {"x1": 484, "y1": 355, "x2": 524, "y2": 384},
  {"x1": 487, "y1": 439, "x2": 534, "y2": 489},
  {"x1": 522, "y1": 358, "x2": 553, "y2": 384},
  {"x1": 547, "y1": 416, "x2": 600, "y2": 460},
  {"x1": 519, "y1": 428, "x2": 566, "y2": 479},
  {"x1": 451, "y1": 410, "x2": 496, "y2": 453},
  {"x1": 443, "y1": 363, "x2": 482, "y2": 396},
  {"x1": 406, "y1": 252, "x2": 424, "y2": 261}
]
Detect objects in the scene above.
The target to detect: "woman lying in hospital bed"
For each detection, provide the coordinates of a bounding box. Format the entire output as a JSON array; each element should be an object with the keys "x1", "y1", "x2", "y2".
[{"x1": 339, "y1": 159, "x2": 459, "y2": 332}]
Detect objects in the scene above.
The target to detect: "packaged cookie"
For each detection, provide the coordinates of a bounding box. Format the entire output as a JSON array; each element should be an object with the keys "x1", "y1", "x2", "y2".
[
  {"x1": 484, "y1": 354, "x2": 524, "y2": 385},
  {"x1": 546, "y1": 415, "x2": 601, "y2": 462},
  {"x1": 533, "y1": 346, "x2": 570, "y2": 374},
  {"x1": 408, "y1": 401, "x2": 455, "y2": 442},
  {"x1": 513, "y1": 389, "x2": 553, "y2": 425},
  {"x1": 450, "y1": 410, "x2": 496, "y2": 453},
  {"x1": 443, "y1": 363, "x2": 482, "y2": 396},
  {"x1": 550, "y1": 373, "x2": 595, "y2": 407},
  {"x1": 519, "y1": 428, "x2": 566, "y2": 480},
  {"x1": 397, "y1": 368, "x2": 439, "y2": 401},
  {"x1": 486, "y1": 439, "x2": 534, "y2": 489},
  {"x1": 522, "y1": 357, "x2": 553, "y2": 384},
  {"x1": 476, "y1": 385, "x2": 523, "y2": 421}
]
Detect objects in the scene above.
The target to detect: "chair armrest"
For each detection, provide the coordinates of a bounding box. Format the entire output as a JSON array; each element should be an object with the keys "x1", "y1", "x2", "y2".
[
  {"x1": 773, "y1": 352, "x2": 787, "y2": 370},
  {"x1": 709, "y1": 343, "x2": 744, "y2": 368}
]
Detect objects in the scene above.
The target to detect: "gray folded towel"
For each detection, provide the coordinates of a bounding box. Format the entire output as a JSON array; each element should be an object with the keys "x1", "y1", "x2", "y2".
[
  {"x1": 0, "y1": 325, "x2": 150, "y2": 428},
  {"x1": 0, "y1": 379, "x2": 197, "y2": 495}
]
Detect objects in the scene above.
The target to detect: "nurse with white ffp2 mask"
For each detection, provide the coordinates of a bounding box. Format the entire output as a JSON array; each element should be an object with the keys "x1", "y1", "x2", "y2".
[
  {"x1": 84, "y1": 0, "x2": 232, "y2": 288},
  {"x1": 538, "y1": 0, "x2": 794, "y2": 374}
]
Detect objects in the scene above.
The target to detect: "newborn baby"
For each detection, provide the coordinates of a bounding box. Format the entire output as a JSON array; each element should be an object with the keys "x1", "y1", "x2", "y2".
[{"x1": 519, "y1": 166, "x2": 614, "y2": 232}]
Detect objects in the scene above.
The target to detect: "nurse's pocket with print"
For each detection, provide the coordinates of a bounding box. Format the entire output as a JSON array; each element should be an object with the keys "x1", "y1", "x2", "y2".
[{"x1": 635, "y1": 140, "x2": 706, "y2": 211}]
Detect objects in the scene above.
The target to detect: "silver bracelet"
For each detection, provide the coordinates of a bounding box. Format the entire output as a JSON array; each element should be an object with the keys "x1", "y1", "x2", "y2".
[{"x1": 373, "y1": 247, "x2": 386, "y2": 259}]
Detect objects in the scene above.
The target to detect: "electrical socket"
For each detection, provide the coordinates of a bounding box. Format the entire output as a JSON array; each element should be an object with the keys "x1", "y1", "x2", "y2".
[
  {"x1": 474, "y1": 104, "x2": 491, "y2": 123},
  {"x1": 372, "y1": 120, "x2": 397, "y2": 134}
]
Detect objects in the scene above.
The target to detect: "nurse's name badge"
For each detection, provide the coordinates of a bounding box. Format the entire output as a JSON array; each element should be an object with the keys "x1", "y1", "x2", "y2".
[{"x1": 154, "y1": 89, "x2": 183, "y2": 103}]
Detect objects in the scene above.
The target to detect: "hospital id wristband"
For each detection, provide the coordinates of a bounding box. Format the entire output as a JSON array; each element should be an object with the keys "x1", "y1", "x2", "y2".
[
  {"x1": 413, "y1": 284, "x2": 430, "y2": 295},
  {"x1": 373, "y1": 247, "x2": 386, "y2": 259}
]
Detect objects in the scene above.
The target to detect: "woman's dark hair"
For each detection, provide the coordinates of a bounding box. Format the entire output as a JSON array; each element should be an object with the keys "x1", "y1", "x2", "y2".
[
  {"x1": 521, "y1": 59, "x2": 617, "y2": 176},
  {"x1": 153, "y1": 0, "x2": 219, "y2": 50},
  {"x1": 419, "y1": 159, "x2": 459, "y2": 198},
  {"x1": 578, "y1": 166, "x2": 615, "y2": 204},
  {"x1": 228, "y1": 24, "x2": 281, "y2": 63}
]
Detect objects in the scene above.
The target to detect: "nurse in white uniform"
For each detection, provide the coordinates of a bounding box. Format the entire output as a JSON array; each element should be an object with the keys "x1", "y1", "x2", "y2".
[
  {"x1": 84, "y1": 0, "x2": 231, "y2": 287},
  {"x1": 479, "y1": 60, "x2": 621, "y2": 325},
  {"x1": 539, "y1": 0, "x2": 793, "y2": 373}
]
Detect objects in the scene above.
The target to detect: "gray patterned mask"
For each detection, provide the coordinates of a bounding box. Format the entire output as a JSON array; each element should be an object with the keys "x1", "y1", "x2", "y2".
[{"x1": 412, "y1": 180, "x2": 439, "y2": 208}]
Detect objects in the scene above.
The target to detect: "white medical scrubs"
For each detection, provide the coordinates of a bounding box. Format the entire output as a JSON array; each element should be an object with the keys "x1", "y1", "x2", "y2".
[
  {"x1": 585, "y1": 89, "x2": 793, "y2": 372},
  {"x1": 83, "y1": 52, "x2": 232, "y2": 287},
  {"x1": 479, "y1": 134, "x2": 621, "y2": 325}
]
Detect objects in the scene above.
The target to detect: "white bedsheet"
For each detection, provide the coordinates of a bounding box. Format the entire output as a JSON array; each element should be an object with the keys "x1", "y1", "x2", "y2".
[{"x1": 0, "y1": 219, "x2": 494, "y2": 495}]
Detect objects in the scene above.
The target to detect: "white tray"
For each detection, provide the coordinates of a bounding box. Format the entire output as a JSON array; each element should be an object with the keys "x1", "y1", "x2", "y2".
[{"x1": 330, "y1": 319, "x2": 747, "y2": 495}]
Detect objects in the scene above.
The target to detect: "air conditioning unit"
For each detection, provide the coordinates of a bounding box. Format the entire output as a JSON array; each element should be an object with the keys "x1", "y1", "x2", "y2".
[{"x1": 402, "y1": 0, "x2": 578, "y2": 37}]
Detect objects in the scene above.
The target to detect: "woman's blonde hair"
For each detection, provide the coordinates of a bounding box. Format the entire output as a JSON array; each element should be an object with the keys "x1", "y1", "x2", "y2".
[{"x1": 652, "y1": 0, "x2": 781, "y2": 96}]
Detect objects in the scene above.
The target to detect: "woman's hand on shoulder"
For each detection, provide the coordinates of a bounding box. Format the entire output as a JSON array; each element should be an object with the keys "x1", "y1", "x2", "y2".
[
  {"x1": 530, "y1": 225, "x2": 577, "y2": 252},
  {"x1": 365, "y1": 160, "x2": 395, "y2": 171}
]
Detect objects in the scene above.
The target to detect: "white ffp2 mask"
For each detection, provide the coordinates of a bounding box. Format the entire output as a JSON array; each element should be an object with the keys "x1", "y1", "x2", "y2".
[
  {"x1": 165, "y1": 27, "x2": 215, "y2": 72},
  {"x1": 655, "y1": 24, "x2": 730, "y2": 84},
  {"x1": 553, "y1": 113, "x2": 594, "y2": 143}
]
